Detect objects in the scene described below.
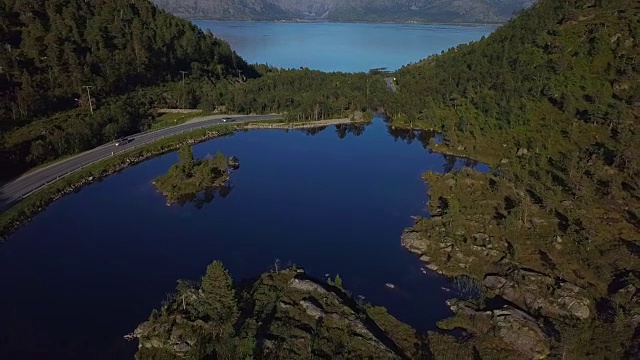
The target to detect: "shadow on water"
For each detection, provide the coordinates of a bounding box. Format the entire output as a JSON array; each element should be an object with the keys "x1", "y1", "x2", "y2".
[
  {"x1": 173, "y1": 182, "x2": 235, "y2": 210},
  {"x1": 335, "y1": 122, "x2": 369, "y2": 138},
  {"x1": 293, "y1": 122, "x2": 372, "y2": 138},
  {"x1": 386, "y1": 125, "x2": 486, "y2": 174}
]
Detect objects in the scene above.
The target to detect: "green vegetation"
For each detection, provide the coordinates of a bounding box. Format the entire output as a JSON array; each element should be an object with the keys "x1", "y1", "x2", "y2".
[
  {"x1": 390, "y1": 0, "x2": 640, "y2": 357},
  {"x1": 133, "y1": 261, "x2": 427, "y2": 359},
  {"x1": 0, "y1": 0, "x2": 251, "y2": 121},
  {"x1": 153, "y1": 145, "x2": 234, "y2": 204},
  {"x1": 151, "y1": 111, "x2": 206, "y2": 130}
]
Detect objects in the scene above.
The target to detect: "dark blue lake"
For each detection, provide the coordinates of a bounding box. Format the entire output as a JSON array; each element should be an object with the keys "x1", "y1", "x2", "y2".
[{"x1": 0, "y1": 118, "x2": 487, "y2": 359}]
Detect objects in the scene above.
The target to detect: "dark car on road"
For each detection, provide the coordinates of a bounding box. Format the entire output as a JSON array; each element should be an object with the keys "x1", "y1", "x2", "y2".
[{"x1": 115, "y1": 138, "x2": 132, "y2": 146}]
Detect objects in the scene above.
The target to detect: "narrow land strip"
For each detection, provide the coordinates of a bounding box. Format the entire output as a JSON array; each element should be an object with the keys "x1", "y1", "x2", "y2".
[
  {"x1": 0, "y1": 116, "x2": 363, "y2": 240},
  {"x1": 0, "y1": 114, "x2": 281, "y2": 213},
  {"x1": 244, "y1": 118, "x2": 360, "y2": 129}
]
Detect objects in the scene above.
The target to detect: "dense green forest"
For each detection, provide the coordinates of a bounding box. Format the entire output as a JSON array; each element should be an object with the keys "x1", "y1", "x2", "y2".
[
  {"x1": 388, "y1": 0, "x2": 640, "y2": 357},
  {"x1": 388, "y1": 0, "x2": 638, "y2": 174},
  {"x1": 0, "y1": 0, "x2": 252, "y2": 122}
]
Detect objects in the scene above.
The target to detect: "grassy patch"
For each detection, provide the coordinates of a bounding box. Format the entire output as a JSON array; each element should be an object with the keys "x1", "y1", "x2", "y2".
[{"x1": 150, "y1": 111, "x2": 207, "y2": 130}]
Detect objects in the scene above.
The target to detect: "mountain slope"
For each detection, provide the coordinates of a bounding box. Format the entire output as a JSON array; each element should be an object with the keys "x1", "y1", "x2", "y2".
[
  {"x1": 327, "y1": 0, "x2": 535, "y2": 23},
  {"x1": 0, "y1": 0, "x2": 254, "y2": 179},
  {"x1": 152, "y1": 0, "x2": 293, "y2": 20},
  {"x1": 152, "y1": 0, "x2": 535, "y2": 23},
  {"x1": 0, "y1": 0, "x2": 251, "y2": 123},
  {"x1": 387, "y1": 0, "x2": 639, "y2": 357}
]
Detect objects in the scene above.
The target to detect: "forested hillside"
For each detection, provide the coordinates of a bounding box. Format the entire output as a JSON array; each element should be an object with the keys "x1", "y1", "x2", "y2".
[
  {"x1": 152, "y1": 0, "x2": 535, "y2": 23},
  {"x1": 0, "y1": 0, "x2": 253, "y2": 179},
  {"x1": 223, "y1": 67, "x2": 387, "y2": 121},
  {"x1": 388, "y1": 0, "x2": 638, "y2": 178},
  {"x1": 388, "y1": 0, "x2": 640, "y2": 357}
]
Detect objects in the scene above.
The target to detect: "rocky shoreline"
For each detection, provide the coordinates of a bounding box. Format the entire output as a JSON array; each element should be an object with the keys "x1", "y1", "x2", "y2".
[
  {"x1": 130, "y1": 263, "x2": 427, "y2": 359},
  {"x1": 399, "y1": 162, "x2": 640, "y2": 357}
]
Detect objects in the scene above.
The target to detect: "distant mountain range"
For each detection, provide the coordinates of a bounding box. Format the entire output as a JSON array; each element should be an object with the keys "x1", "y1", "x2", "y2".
[{"x1": 151, "y1": 0, "x2": 536, "y2": 23}]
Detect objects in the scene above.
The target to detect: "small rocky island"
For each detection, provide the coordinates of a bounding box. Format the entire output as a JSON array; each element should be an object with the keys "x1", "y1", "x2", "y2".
[
  {"x1": 130, "y1": 262, "x2": 431, "y2": 359},
  {"x1": 153, "y1": 145, "x2": 239, "y2": 205}
]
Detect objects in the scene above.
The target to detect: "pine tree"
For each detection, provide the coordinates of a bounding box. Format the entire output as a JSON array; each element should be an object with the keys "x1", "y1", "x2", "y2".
[{"x1": 198, "y1": 261, "x2": 239, "y2": 336}]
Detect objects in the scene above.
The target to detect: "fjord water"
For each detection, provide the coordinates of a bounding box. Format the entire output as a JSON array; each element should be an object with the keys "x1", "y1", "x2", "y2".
[
  {"x1": 0, "y1": 119, "x2": 488, "y2": 359},
  {"x1": 197, "y1": 21, "x2": 496, "y2": 72}
]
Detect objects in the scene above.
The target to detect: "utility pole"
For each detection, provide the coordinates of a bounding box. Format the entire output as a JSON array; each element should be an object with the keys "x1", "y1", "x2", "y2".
[
  {"x1": 366, "y1": 72, "x2": 371, "y2": 112},
  {"x1": 83, "y1": 85, "x2": 94, "y2": 114},
  {"x1": 40, "y1": 56, "x2": 53, "y2": 89},
  {"x1": 179, "y1": 71, "x2": 188, "y2": 108}
]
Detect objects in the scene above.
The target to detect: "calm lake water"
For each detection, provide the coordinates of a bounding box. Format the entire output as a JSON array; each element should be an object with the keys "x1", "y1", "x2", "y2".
[
  {"x1": 0, "y1": 118, "x2": 488, "y2": 359},
  {"x1": 196, "y1": 21, "x2": 496, "y2": 72}
]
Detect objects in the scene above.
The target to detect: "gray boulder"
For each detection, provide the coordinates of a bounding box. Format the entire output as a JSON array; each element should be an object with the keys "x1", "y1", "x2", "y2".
[
  {"x1": 447, "y1": 299, "x2": 550, "y2": 359},
  {"x1": 484, "y1": 270, "x2": 592, "y2": 321}
]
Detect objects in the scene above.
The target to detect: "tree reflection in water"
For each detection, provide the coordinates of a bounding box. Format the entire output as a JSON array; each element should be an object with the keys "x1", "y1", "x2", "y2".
[
  {"x1": 174, "y1": 182, "x2": 235, "y2": 210},
  {"x1": 335, "y1": 122, "x2": 368, "y2": 139},
  {"x1": 386, "y1": 125, "x2": 479, "y2": 173}
]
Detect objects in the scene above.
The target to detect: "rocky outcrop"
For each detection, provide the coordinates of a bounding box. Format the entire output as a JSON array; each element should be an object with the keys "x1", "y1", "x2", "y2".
[
  {"x1": 132, "y1": 267, "x2": 419, "y2": 359},
  {"x1": 227, "y1": 156, "x2": 240, "y2": 169},
  {"x1": 483, "y1": 269, "x2": 592, "y2": 321},
  {"x1": 251, "y1": 276, "x2": 407, "y2": 359},
  {"x1": 134, "y1": 314, "x2": 206, "y2": 355},
  {"x1": 401, "y1": 228, "x2": 506, "y2": 275},
  {"x1": 447, "y1": 299, "x2": 550, "y2": 359},
  {"x1": 401, "y1": 229, "x2": 430, "y2": 254}
]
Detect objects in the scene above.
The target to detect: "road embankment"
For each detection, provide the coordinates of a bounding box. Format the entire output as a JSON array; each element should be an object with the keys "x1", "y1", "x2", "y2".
[
  {"x1": 0, "y1": 127, "x2": 231, "y2": 240},
  {"x1": 0, "y1": 117, "x2": 362, "y2": 240}
]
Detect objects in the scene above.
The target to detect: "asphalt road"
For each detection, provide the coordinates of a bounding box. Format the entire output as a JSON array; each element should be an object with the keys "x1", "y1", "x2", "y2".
[
  {"x1": 385, "y1": 77, "x2": 397, "y2": 92},
  {"x1": 0, "y1": 114, "x2": 281, "y2": 213}
]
